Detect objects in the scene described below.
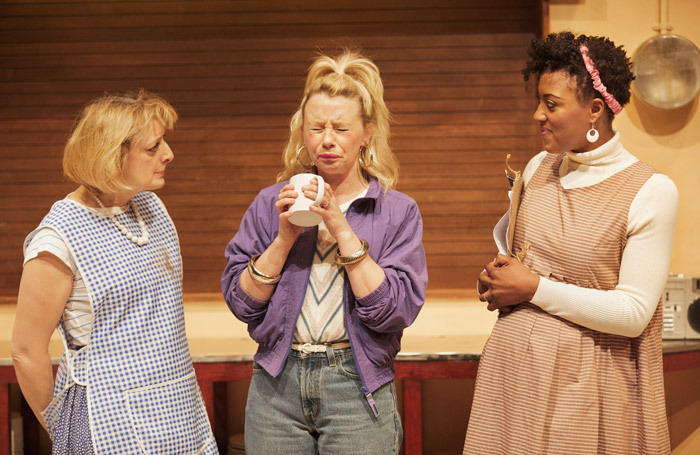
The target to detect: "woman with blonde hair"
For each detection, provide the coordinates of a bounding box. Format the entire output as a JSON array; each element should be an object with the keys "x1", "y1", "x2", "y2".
[
  {"x1": 222, "y1": 49, "x2": 427, "y2": 454},
  {"x1": 12, "y1": 90, "x2": 218, "y2": 454}
]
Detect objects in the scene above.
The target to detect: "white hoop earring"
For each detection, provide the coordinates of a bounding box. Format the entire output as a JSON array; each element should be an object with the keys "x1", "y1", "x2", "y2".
[
  {"x1": 586, "y1": 123, "x2": 599, "y2": 143},
  {"x1": 296, "y1": 145, "x2": 313, "y2": 168}
]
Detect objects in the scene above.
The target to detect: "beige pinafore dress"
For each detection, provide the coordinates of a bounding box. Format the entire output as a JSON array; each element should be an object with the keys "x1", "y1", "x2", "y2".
[{"x1": 463, "y1": 153, "x2": 670, "y2": 455}]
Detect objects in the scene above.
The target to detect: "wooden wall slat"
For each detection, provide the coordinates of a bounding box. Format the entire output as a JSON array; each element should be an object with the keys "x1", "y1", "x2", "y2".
[
  {"x1": 0, "y1": 74, "x2": 528, "y2": 97},
  {"x1": 1, "y1": 11, "x2": 534, "y2": 31},
  {"x1": 0, "y1": 0, "x2": 541, "y2": 293},
  {"x1": 0, "y1": 0, "x2": 533, "y2": 7},
  {"x1": 0, "y1": 23, "x2": 536, "y2": 44},
  {"x1": 1, "y1": 85, "x2": 528, "y2": 103},
  {"x1": 0, "y1": 0, "x2": 537, "y2": 14},
  {"x1": 3, "y1": 60, "x2": 526, "y2": 82},
  {"x1": 0, "y1": 33, "x2": 535, "y2": 57},
  {"x1": 3, "y1": 48, "x2": 529, "y2": 69}
]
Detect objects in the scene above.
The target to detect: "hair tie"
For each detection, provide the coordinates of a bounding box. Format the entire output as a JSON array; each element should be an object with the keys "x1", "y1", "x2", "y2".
[{"x1": 579, "y1": 44, "x2": 623, "y2": 115}]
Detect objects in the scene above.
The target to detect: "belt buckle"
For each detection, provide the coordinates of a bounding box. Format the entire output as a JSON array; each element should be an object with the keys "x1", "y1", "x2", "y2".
[{"x1": 299, "y1": 342, "x2": 317, "y2": 354}]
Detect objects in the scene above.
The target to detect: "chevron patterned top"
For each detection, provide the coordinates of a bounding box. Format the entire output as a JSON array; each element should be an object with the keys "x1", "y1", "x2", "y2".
[{"x1": 294, "y1": 189, "x2": 367, "y2": 343}]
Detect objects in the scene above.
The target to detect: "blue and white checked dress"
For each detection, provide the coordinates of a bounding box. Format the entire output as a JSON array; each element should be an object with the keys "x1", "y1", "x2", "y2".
[{"x1": 27, "y1": 191, "x2": 218, "y2": 454}]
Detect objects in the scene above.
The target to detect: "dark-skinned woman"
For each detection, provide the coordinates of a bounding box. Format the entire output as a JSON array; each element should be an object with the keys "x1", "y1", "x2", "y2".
[{"x1": 464, "y1": 32, "x2": 678, "y2": 455}]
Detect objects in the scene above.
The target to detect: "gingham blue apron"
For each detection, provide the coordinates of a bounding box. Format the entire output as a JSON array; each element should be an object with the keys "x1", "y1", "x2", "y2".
[{"x1": 29, "y1": 191, "x2": 218, "y2": 454}]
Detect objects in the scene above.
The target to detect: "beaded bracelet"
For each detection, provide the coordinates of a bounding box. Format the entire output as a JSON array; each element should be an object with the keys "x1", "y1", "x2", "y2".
[
  {"x1": 247, "y1": 254, "x2": 281, "y2": 285},
  {"x1": 334, "y1": 239, "x2": 370, "y2": 266}
]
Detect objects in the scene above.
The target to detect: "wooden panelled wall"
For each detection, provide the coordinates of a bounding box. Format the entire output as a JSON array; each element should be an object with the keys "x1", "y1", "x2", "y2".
[{"x1": 0, "y1": 0, "x2": 541, "y2": 295}]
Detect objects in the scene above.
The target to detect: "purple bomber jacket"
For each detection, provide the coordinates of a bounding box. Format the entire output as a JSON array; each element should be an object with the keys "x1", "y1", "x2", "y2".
[{"x1": 221, "y1": 178, "x2": 428, "y2": 397}]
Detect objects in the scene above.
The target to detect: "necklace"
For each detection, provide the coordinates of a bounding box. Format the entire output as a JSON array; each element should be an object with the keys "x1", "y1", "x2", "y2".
[{"x1": 92, "y1": 194, "x2": 149, "y2": 246}]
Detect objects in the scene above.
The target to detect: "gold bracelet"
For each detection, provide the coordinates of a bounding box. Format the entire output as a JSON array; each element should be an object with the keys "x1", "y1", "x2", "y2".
[
  {"x1": 247, "y1": 254, "x2": 281, "y2": 285},
  {"x1": 334, "y1": 239, "x2": 370, "y2": 266}
]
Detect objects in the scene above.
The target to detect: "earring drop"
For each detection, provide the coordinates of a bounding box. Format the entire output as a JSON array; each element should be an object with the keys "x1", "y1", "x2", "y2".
[{"x1": 586, "y1": 123, "x2": 599, "y2": 143}]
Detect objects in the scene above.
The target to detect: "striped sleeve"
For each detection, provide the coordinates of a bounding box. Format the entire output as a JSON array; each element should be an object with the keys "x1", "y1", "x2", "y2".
[{"x1": 23, "y1": 227, "x2": 77, "y2": 274}]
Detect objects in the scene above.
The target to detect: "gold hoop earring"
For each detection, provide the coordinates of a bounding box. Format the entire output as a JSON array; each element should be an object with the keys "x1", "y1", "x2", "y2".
[
  {"x1": 358, "y1": 146, "x2": 375, "y2": 170},
  {"x1": 296, "y1": 145, "x2": 314, "y2": 168}
]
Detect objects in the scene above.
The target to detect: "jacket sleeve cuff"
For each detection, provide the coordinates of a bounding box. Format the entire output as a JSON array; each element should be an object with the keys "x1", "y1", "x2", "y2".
[
  {"x1": 355, "y1": 276, "x2": 390, "y2": 308},
  {"x1": 233, "y1": 274, "x2": 269, "y2": 310}
]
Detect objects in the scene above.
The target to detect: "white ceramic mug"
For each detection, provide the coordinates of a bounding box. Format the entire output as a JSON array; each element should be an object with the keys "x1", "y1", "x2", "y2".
[{"x1": 288, "y1": 173, "x2": 325, "y2": 227}]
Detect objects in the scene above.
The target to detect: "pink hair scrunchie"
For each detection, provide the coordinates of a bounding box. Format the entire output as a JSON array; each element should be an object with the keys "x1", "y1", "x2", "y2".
[{"x1": 579, "y1": 44, "x2": 623, "y2": 115}]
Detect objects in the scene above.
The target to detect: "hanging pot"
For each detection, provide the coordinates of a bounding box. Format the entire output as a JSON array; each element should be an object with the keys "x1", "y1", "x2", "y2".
[{"x1": 632, "y1": 33, "x2": 700, "y2": 109}]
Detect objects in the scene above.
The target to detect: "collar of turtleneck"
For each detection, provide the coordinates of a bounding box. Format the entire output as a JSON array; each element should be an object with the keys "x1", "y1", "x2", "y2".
[
  {"x1": 558, "y1": 131, "x2": 638, "y2": 188},
  {"x1": 565, "y1": 131, "x2": 623, "y2": 166}
]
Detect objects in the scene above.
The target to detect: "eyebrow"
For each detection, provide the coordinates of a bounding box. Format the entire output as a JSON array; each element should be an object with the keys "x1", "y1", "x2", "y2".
[
  {"x1": 541, "y1": 93, "x2": 565, "y2": 100},
  {"x1": 307, "y1": 119, "x2": 351, "y2": 126},
  {"x1": 141, "y1": 134, "x2": 164, "y2": 148}
]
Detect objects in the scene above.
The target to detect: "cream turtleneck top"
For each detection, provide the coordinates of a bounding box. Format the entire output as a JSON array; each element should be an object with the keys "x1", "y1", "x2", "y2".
[{"x1": 494, "y1": 132, "x2": 679, "y2": 337}]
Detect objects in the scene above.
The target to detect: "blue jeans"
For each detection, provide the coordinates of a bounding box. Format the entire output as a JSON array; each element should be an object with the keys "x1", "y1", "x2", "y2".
[{"x1": 245, "y1": 347, "x2": 403, "y2": 454}]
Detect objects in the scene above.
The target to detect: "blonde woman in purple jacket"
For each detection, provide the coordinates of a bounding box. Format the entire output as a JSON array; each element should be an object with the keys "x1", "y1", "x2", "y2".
[{"x1": 222, "y1": 49, "x2": 427, "y2": 454}]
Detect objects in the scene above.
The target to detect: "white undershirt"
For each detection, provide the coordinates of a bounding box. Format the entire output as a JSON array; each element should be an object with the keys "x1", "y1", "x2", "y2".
[{"x1": 494, "y1": 132, "x2": 679, "y2": 337}]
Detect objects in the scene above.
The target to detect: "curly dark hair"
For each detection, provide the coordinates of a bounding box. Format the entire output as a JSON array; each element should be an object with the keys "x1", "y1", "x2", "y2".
[{"x1": 522, "y1": 31, "x2": 635, "y2": 118}]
